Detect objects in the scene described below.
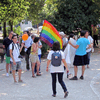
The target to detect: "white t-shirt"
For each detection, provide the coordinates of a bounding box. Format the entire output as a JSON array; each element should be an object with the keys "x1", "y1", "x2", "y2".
[
  {"x1": 47, "y1": 50, "x2": 65, "y2": 73},
  {"x1": 22, "y1": 36, "x2": 33, "y2": 52},
  {"x1": 9, "y1": 43, "x2": 21, "y2": 62},
  {"x1": 86, "y1": 36, "x2": 93, "y2": 52},
  {"x1": 38, "y1": 41, "x2": 42, "y2": 55}
]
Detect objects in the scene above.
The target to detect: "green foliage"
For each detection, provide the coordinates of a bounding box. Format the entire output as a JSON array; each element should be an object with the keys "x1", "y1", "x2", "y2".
[
  {"x1": 0, "y1": 0, "x2": 29, "y2": 22},
  {"x1": 27, "y1": 0, "x2": 45, "y2": 24},
  {"x1": 13, "y1": 26, "x2": 22, "y2": 35},
  {"x1": 46, "y1": 0, "x2": 100, "y2": 34},
  {"x1": 42, "y1": 0, "x2": 58, "y2": 20},
  {"x1": 2, "y1": 25, "x2": 22, "y2": 36},
  {"x1": 41, "y1": 41, "x2": 49, "y2": 57},
  {"x1": 92, "y1": 0, "x2": 100, "y2": 8}
]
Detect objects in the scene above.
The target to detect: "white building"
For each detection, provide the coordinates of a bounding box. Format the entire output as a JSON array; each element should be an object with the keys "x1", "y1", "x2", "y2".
[{"x1": 20, "y1": 20, "x2": 32, "y2": 31}]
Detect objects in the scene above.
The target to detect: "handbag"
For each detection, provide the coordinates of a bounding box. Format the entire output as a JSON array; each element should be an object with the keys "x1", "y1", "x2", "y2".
[{"x1": 26, "y1": 46, "x2": 31, "y2": 55}]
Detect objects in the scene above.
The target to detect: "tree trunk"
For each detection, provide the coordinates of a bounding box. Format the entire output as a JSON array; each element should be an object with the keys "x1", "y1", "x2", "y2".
[
  {"x1": 9, "y1": 21, "x2": 13, "y2": 31},
  {"x1": 3, "y1": 22, "x2": 6, "y2": 39},
  {"x1": 11, "y1": 21, "x2": 13, "y2": 31}
]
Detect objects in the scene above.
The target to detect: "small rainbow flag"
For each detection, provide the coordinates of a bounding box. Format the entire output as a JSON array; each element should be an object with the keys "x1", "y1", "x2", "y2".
[{"x1": 40, "y1": 20, "x2": 63, "y2": 49}]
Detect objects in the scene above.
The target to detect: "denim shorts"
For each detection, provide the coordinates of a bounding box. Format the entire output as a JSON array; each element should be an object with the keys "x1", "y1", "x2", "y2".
[{"x1": 10, "y1": 61, "x2": 21, "y2": 71}]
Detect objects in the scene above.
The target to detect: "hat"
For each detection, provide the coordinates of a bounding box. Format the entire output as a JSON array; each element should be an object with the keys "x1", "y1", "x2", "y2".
[{"x1": 59, "y1": 32, "x2": 65, "y2": 36}]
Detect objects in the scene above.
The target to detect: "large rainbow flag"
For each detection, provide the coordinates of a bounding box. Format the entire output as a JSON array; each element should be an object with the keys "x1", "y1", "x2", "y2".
[{"x1": 40, "y1": 20, "x2": 63, "y2": 49}]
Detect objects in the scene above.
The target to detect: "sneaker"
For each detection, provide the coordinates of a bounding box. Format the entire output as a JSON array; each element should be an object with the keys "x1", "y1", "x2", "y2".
[
  {"x1": 6, "y1": 73, "x2": 9, "y2": 77},
  {"x1": 52, "y1": 94, "x2": 56, "y2": 97},
  {"x1": 64, "y1": 91, "x2": 69, "y2": 98},
  {"x1": 69, "y1": 76, "x2": 78, "y2": 80},
  {"x1": 10, "y1": 71, "x2": 12, "y2": 74},
  {"x1": 67, "y1": 73, "x2": 72, "y2": 78},
  {"x1": 27, "y1": 69, "x2": 30, "y2": 71},
  {"x1": 80, "y1": 76, "x2": 84, "y2": 80}
]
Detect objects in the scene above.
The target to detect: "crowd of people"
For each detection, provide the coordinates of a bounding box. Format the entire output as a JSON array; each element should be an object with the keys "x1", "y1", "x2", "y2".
[
  {"x1": 3, "y1": 30, "x2": 42, "y2": 82},
  {"x1": 2, "y1": 29, "x2": 94, "y2": 98}
]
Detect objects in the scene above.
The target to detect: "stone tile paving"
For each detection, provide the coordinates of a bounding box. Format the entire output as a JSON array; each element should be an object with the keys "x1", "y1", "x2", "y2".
[{"x1": 0, "y1": 49, "x2": 100, "y2": 100}]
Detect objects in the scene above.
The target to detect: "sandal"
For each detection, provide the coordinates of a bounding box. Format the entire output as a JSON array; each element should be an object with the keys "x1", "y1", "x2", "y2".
[
  {"x1": 32, "y1": 75, "x2": 36, "y2": 78},
  {"x1": 36, "y1": 74, "x2": 41, "y2": 76},
  {"x1": 18, "y1": 80, "x2": 23, "y2": 82},
  {"x1": 14, "y1": 80, "x2": 17, "y2": 83}
]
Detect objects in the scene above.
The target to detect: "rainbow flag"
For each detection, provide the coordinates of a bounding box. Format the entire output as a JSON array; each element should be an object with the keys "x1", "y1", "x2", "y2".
[{"x1": 40, "y1": 20, "x2": 63, "y2": 49}]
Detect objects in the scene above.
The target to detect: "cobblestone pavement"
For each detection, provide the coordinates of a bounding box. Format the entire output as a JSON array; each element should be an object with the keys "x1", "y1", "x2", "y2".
[{"x1": 0, "y1": 49, "x2": 100, "y2": 100}]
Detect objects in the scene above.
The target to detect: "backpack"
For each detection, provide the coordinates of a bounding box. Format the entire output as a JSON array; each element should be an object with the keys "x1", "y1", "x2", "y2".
[
  {"x1": 6, "y1": 43, "x2": 20, "y2": 57},
  {"x1": 51, "y1": 51, "x2": 62, "y2": 66}
]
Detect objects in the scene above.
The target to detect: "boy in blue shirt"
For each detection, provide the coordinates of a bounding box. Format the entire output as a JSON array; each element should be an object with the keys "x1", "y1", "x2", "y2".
[{"x1": 69, "y1": 30, "x2": 92, "y2": 80}]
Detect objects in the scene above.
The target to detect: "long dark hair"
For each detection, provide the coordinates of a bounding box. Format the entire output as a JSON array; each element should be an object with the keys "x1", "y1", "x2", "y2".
[
  {"x1": 68, "y1": 34, "x2": 74, "y2": 41},
  {"x1": 52, "y1": 41, "x2": 60, "y2": 51},
  {"x1": 34, "y1": 37, "x2": 40, "y2": 43}
]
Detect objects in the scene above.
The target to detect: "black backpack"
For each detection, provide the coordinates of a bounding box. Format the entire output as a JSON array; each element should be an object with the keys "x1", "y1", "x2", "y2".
[
  {"x1": 6, "y1": 43, "x2": 20, "y2": 57},
  {"x1": 51, "y1": 51, "x2": 62, "y2": 67}
]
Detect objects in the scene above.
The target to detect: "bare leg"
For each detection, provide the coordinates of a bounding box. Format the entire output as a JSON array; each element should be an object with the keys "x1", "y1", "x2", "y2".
[
  {"x1": 32, "y1": 63, "x2": 35, "y2": 76},
  {"x1": 74, "y1": 66, "x2": 78, "y2": 76},
  {"x1": 10, "y1": 64, "x2": 12, "y2": 72},
  {"x1": 36, "y1": 61, "x2": 40, "y2": 75},
  {"x1": 87, "y1": 65, "x2": 89, "y2": 68},
  {"x1": 6, "y1": 64, "x2": 9, "y2": 73},
  {"x1": 18, "y1": 69, "x2": 22, "y2": 81},
  {"x1": 12, "y1": 70, "x2": 17, "y2": 82},
  {"x1": 82, "y1": 65, "x2": 85, "y2": 76}
]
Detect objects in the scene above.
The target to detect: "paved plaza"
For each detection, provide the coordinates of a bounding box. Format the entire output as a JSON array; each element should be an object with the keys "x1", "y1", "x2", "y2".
[{"x1": 0, "y1": 49, "x2": 100, "y2": 100}]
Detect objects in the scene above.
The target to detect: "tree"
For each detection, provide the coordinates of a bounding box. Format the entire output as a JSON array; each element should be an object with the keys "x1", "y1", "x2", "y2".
[
  {"x1": 50, "y1": 0, "x2": 100, "y2": 34},
  {"x1": 42, "y1": 0, "x2": 58, "y2": 22},
  {"x1": 92, "y1": 0, "x2": 100, "y2": 8},
  {"x1": 27, "y1": 0, "x2": 45, "y2": 25},
  {"x1": 0, "y1": 0, "x2": 29, "y2": 38}
]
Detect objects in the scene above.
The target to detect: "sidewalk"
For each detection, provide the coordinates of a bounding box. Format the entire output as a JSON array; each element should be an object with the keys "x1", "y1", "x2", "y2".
[{"x1": 0, "y1": 50, "x2": 100, "y2": 100}]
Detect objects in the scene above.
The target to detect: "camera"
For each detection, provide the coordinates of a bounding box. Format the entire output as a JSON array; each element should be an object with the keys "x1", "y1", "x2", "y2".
[{"x1": 18, "y1": 55, "x2": 23, "y2": 59}]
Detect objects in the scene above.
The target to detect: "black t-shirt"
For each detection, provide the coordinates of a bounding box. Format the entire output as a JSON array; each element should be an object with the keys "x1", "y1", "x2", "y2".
[{"x1": 3, "y1": 37, "x2": 13, "y2": 51}]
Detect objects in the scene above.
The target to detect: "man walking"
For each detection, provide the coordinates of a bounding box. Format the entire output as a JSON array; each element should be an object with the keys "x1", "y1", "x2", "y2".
[
  {"x1": 10, "y1": 35, "x2": 24, "y2": 83},
  {"x1": 3, "y1": 31, "x2": 13, "y2": 76},
  {"x1": 22, "y1": 31, "x2": 33, "y2": 71},
  {"x1": 69, "y1": 31, "x2": 91, "y2": 80}
]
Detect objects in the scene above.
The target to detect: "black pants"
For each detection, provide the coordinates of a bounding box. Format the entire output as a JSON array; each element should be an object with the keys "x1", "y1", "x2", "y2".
[
  {"x1": 51, "y1": 73, "x2": 67, "y2": 95},
  {"x1": 25, "y1": 52, "x2": 30, "y2": 70},
  {"x1": 1, "y1": 55, "x2": 4, "y2": 63},
  {"x1": 93, "y1": 35, "x2": 98, "y2": 46}
]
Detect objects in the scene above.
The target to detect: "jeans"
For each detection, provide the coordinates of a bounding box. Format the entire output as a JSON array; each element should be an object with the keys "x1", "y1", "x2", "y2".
[
  {"x1": 25, "y1": 52, "x2": 30, "y2": 70},
  {"x1": 87, "y1": 51, "x2": 91, "y2": 65},
  {"x1": 34, "y1": 55, "x2": 41, "y2": 73},
  {"x1": 51, "y1": 73, "x2": 67, "y2": 95}
]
